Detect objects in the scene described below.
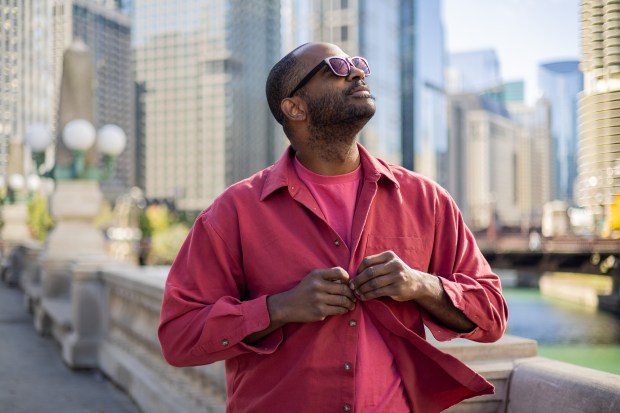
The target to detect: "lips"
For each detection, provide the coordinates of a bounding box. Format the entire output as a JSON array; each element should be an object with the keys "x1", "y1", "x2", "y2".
[{"x1": 348, "y1": 86, "x2": 371, "y2": 97}]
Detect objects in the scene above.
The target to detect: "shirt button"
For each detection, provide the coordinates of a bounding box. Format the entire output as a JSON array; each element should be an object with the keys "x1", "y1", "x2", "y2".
[
  {"x1": 221, "y1": 339, "x2": 229, "y2": 347},
  {"x1": 349, "y1": 319, "x2": 357, "y2": 327},
  {"x1": 344, "y1": 362, "x2": 352, "y2": 371},
  {"x1": 343, "y1": 404, "x2": 352, "y2": 412},
  {"x1": 334, "y1": 240, "x2": 341, "y2": 246}
]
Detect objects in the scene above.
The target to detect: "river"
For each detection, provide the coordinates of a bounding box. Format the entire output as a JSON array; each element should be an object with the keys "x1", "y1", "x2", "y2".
[{"x1": 502, "y1": 285, "x2": 620, "y2": 375}]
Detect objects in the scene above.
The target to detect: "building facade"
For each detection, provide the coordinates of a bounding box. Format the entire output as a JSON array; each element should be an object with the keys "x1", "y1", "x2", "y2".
[
  {"x1": 130, "y1": 0, "x2": 280, "y2": 211},
  {"x1": 1, "y1": 0, "x2": 22, "y2": 180},
  {"x1": 448, "y1": 94, "x2": 521, "y2": 231},
  {"x1": 538, "y1": 61, "x2": 582, "y2": 203},
  {"x1": 447, "y1": 49, "x2": 502, "y2": 94},
  {"x1": 1, "y1": 0, "x2": 55, "y2": 181},
  {"x1": 403, "y1": 0, "x2": 447, "y2": 186},
  {"x1": 508, "y1": 98, "x2": 553, "y2": 228},
  {"x1": 576, "y1": 0, "x2": 620, "y2": 234}
]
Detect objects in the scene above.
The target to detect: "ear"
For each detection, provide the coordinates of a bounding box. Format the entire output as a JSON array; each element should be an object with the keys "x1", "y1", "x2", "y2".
[{"x1": 280, "y1": 97, "x2": 307, "y2": 122}]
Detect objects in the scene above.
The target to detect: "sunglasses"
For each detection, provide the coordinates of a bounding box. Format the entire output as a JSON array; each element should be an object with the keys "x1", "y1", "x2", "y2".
[{"x1": 288, "y1": 56, "x2": 371, "y2": 98}]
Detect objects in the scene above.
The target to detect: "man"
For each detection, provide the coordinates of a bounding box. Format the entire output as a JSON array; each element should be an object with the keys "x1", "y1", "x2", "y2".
[{"x1": 159, "y1": 42, "x2": 507, "y2": 413}]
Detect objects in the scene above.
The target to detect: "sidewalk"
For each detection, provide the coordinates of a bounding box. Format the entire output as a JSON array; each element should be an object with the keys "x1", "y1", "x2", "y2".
[{"x1": 0, "y1": 281, "x2": 141, "y2": 413}]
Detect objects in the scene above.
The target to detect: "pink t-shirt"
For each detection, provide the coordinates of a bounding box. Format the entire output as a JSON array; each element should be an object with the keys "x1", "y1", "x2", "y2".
[
  {"x1": 293, "y1": 157, "x2": 362, "y2": 247},
  {"x1": 294, "y1": 157, "x2": 409, "y2": 412}
]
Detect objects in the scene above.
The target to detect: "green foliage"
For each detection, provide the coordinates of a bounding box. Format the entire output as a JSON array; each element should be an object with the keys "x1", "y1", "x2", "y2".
[
  {"x1": 140, "y1": 203, "x2": 191, "y2": 265},
  {"x1": 93, "y1": 199, "x2": 113, "y2": 228},
  {"x1": 149, "y1": 222, "x2": 190, "y2": 265},
  {"x1": 27, "y1": 194, "x2": 54, "y2": 241},
  {"x1": 139, "y1": 208, "x2": 153, "y2": 239}
]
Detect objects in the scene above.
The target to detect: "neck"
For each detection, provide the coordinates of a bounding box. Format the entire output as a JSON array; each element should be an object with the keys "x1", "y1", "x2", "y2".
[{"x1": 295, "y1": 141, "x2": 360, "y2": 176}]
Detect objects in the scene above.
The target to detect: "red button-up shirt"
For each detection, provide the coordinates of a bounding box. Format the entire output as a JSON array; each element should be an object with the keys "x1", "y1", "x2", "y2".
[{"x1": 159, "y1": 144, "x2": 508, "y2": 413}]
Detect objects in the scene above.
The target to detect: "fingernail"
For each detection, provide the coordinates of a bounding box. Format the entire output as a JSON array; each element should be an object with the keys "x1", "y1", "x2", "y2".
[{"x1": 349, "y1": 282, "x2": 355, "y2": 290}]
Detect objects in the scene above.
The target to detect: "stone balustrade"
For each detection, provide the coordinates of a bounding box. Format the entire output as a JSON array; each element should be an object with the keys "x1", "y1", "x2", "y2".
[
  {"x1": 99, "y1": 266, "x2": 226, "y2": 413},
  {"x1": 3, "y1": 244, "x2": 620, "y2": 413}
]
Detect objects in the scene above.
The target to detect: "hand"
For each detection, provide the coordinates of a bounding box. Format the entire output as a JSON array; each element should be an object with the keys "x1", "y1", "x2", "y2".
[
  {"x1": 350, "y1": 251, "x2": 424, "y2": 302},
  {"x1": 268, "y1": 267, "x2": 356, "y2": 324}
]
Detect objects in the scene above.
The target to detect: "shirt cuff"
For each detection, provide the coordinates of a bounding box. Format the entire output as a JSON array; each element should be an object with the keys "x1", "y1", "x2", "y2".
[
  {"x1": 431, "y1": 277, "x2": 484, "y2": 340},
  {"x1": 237, "y1": 295, "x2": 283, "y2": 354}
]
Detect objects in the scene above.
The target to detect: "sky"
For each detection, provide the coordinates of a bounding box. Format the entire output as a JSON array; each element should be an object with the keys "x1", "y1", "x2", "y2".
[{"x1": 442, "y1": 0, "x2": 581, "y2": 102}]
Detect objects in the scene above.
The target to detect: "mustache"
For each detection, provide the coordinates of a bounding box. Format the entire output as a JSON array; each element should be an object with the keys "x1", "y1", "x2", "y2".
[{"x1": 345, "y1": 80, "x2": 369, "y2": 95}]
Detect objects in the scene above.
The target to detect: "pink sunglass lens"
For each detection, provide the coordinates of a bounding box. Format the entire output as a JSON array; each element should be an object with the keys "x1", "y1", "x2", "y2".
[
  {"x1": 329, "y1": 58, "x2": 350, "y2": 76},
  {"x1": 352, "y1": 58, "x2": 370, "y2": 74}
]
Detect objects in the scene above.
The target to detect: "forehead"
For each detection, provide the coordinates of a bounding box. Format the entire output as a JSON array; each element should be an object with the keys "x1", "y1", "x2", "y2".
[{"x1": 295, "y1": 43, "x2": 348, "y2": 69}]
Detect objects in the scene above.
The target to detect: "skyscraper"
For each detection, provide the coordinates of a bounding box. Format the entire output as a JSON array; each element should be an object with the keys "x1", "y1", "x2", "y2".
[
  {"x1": 502, "y1": 80, "x2": 526, "y2": 104},
  {"x1": 447, "y1": 94, "x2": 521, "y2": 231},
  {"x1": 508, "y1": 98, "x2": 553, "y2": 228},
  {"x1": 447, "y1": 49, "x2": 502, "y2": 94},
  {"x1": 402, "y1": 0, "x2": 447, "y2": 186},
  {"x1": 577, "y1": 0, "x2": 620, "y2": 233},
  {"x1": 538, "y1": 60, "x2": 582, "y2": 203},
  {"x1": 131, "y1": 1, "x2": 280, "y2": 211},
  {"x1": 1, "y1": 0, "x2": 55, "y2": 180},
  {"x1": 53, "y1": 0, "x2": 134, "y2": 198},
  {"x1": 1, "y1": 0, "x2": 22, "y2": 179}
]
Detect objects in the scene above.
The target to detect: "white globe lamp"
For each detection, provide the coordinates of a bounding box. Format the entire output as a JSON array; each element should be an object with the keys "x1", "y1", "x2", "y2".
[
  {"x1": 25, "y1": 123, "x2": 53, "y2": 152},
  {"x1": 26, "y1": 174, "x2": 41, "y2": 192},
  {"x1": 8, "y1": 174, "x2": 25, "y2": 191},
  {"x1": 62, "y1": 119, "x2": 96, "y2": 151},
  {"x1": 97, "y1": 124, "x2": 127, "y2": 156}
]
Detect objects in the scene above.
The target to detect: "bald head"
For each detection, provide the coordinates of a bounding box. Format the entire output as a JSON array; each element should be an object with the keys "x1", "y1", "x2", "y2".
[{"x1": 266, "y1": 42, "x2": 346, "y2": 125}]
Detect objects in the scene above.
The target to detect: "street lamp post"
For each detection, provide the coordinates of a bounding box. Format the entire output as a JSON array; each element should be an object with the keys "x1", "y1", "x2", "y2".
[{"x1": 30, "y1": 121, "x2": 127, "y2": 341}]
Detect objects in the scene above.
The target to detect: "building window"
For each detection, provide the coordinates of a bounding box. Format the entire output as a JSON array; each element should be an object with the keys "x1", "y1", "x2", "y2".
[
  {"x1": 341, "y1": 0, "x2": 348, "y2": 9},
  {"x1": 341, "y1": 25, "x2": 348, "y2": 42}
]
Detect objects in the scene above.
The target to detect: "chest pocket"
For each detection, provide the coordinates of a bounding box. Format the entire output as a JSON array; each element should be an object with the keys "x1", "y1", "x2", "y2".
[{"x1": 364, "y1": 234, "x2": 430, "y2": 272}]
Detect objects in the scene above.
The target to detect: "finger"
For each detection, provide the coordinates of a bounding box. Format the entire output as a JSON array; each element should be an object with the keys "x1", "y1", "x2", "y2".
[
  {"x1": 351, "y1": 259, "x2": 397, "y2": 290},
  {"x1": 356, "y1": 250, "x2": 396, "y2": 275},
  {"x1": 321, "y1": 292, "x2": 356, "y2": 311},
  {"x1": 323, "y1": 282, "x2": 357, "y2": 303},
  {"x1": 318, "y1": 267, "x2": 350, "y2": 283},
  {"x1": 357, "y1": 284, "x2": 398, "y2": 301},
  {"x1": 320, "y1": 304, "x2": 352, "y2": 317},
  {"x1": 356, "y1": 271, "x2": 399, "y2": 295}
]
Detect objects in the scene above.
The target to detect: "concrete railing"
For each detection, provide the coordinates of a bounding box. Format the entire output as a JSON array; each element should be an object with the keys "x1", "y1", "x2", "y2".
[{"x1": 5, "y1": 244, "x2": 620, "y2": 413}]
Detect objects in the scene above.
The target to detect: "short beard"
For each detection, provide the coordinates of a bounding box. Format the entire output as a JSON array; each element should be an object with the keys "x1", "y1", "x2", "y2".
[{"x1": 302, "y1": 82, "x2": 376, "y2": 162}]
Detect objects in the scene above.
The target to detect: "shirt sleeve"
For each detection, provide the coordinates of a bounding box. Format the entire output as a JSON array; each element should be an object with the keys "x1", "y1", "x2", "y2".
[
  {"x1": 422, "y1": 192, "x2": 508, "y2": 343},
  {"x1": 158, "y1": 210, "x2": 283, "y2": 367}
]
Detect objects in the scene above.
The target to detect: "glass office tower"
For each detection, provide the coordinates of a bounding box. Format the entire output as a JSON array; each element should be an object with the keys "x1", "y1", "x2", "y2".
[
  {"x1": 407, "y1": 0, "x2": 447, "y2": 186},
  {"x1": 131, "y1": 1, "x2": 280, "y2": 211},
  {"x1": 538, "y1": 60, "x2": 582, "y2": 203},
  {"x1": 447, "y1": 50, "x2": 501, "y2": 94}
]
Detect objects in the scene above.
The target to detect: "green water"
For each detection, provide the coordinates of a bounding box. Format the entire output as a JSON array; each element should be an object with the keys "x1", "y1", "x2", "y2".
[{"x1": 503, "y1": 287, "x2": 620, "y2": 375}]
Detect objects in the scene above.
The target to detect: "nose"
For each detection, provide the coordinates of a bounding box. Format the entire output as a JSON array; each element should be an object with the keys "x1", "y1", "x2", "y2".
[{"x1": 347, "y1": 65, "x2": 366, "y2": 81}]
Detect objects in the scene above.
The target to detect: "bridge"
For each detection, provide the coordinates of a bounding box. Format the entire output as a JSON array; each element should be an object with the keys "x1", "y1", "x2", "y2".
[
  {"x1": 477, "y1": 234, "x2": 620, "y2": 276},
  {"x1": 477, "y1": 233, "x2": 620, "y2": 313}
]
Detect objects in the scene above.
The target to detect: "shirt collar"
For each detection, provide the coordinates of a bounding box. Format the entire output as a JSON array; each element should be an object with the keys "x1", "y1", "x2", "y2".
[{"x1": 260, "y1": 143, "x2": 400, "y2": 201}]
